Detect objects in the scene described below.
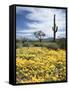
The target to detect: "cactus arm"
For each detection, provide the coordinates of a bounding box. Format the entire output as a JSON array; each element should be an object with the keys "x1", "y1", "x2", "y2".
[
  {"x1": 52, "y1": 27, "x2": 54, "y2": 31},
  {"x1": 55, "y1": 26, "x2": 58, "y2": 32}
]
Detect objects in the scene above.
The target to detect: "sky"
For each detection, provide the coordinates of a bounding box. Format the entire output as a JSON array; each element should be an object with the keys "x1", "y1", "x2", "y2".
[{"x1": 16, "y1": 6, "x2": 66, "y2": 40}]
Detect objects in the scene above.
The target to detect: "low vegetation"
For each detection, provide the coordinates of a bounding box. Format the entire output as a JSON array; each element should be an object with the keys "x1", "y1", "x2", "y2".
[{"x1": 16, "y1": 47, "x2": 66, "y2": 83}]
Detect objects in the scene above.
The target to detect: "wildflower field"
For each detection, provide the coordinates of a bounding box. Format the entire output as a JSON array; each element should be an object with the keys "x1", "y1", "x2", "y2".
[{"x1": 16, "y1": 47, "x2": 66, "y2": 84}]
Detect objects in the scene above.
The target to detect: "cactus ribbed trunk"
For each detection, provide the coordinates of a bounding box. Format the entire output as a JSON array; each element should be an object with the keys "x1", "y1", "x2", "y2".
[
  {"x1": 54, "y1": 31, "x2": 56, "y2": 41},
  {"x1": 52, "y1": 14, "x2": 58, "y2": 42}
]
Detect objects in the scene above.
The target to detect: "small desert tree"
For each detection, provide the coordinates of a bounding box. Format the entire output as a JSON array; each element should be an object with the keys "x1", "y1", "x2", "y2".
[
  {"x1": 22, "y1": 37, "x2": 27, "y2": 45},
  {"x1": 19, "y1": 37, "x2": 27, "y2": 47},
  {"x1": 34, "y1": 30, "x2": 46, "y2": 43}
]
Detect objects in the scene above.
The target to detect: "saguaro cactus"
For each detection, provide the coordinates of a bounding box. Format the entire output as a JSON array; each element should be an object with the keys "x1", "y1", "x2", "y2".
[{"x1": 52, "y1": 14, "x2": 58, "y2": 41}]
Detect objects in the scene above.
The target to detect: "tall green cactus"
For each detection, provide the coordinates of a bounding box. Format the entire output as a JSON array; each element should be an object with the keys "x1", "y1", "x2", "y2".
[{"x1": 52, "y1": 14, "x2": 58, "y2": 41}]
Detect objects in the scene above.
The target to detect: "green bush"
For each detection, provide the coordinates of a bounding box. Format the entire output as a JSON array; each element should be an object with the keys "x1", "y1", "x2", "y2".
[
  {"x1": 46, "y1": 43, "x2": 59, "y2": 49},
  {"x1": 16, "y1": 43, "x2": 22, "y2": 48},
  {"x1": 56, "y1": 38, "x2": 66, "y2": 49}
]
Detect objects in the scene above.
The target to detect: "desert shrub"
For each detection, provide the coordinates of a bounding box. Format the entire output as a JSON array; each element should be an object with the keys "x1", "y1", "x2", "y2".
[
  {"x1": 33, "y1": 42, "x2": 42, "y2": 47},
  {"x1": 46, "y1": 43, "x2": 59, "y2": 50},
  {"x1": 16, "y1": 43, "x2": 22, "y2": 48},
  {"x1": 56, "y1": 38, "x2": 66, "y2": 49}
]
